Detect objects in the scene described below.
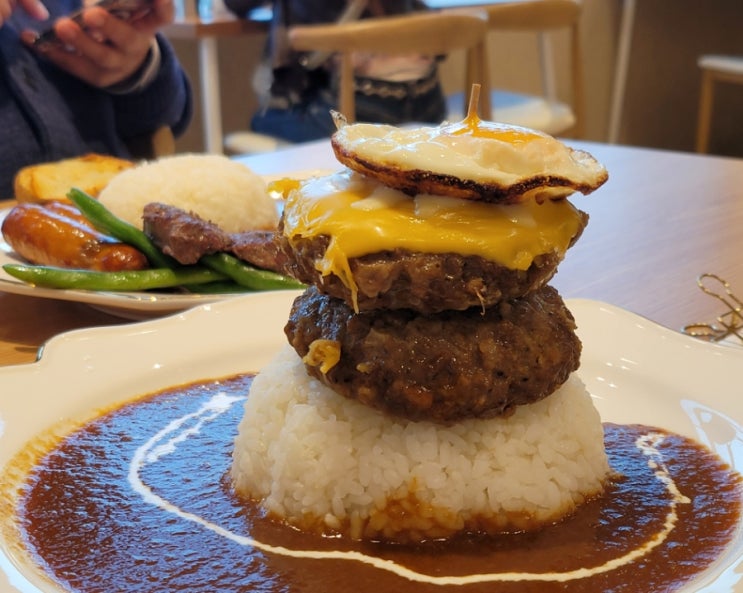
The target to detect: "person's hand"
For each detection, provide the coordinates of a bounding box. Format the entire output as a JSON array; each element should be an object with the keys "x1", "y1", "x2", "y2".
[
  {"x1": 0, "y1": 0, "x2": 49, "y2": 27},
  {"x1": 21, "y1": 0, "x2": 175, "y2": 89}
]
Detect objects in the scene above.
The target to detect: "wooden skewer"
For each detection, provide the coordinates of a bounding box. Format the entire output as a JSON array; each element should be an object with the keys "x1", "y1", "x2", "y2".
[{"x1": 467, "y1": 84, "x2": 481, "y2": 119}]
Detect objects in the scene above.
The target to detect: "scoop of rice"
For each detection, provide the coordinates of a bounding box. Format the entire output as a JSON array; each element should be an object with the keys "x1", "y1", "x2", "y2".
[
  {"x1": 231, "y1": 345, "x2": 610, "y2": 543},
  {"x1": 98, "y1": 154, "x2": 278, "y2": 233}
]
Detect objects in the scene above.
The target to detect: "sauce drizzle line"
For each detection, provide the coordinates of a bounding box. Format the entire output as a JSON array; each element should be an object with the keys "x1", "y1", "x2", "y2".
[{"x1": 128, "y1": 393, "x2": 692, "y2": 586}]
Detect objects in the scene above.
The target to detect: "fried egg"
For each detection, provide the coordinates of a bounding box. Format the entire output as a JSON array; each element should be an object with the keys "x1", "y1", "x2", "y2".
[{"x1": 330, "y1": 112, "x2": 609, "y2": 204}]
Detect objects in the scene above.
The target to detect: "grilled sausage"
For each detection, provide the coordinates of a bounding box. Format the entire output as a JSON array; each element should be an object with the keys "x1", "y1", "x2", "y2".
[
  {"x1": 44, "y1": 200, "x2": 96, "y2": 225},
  {"x1": 1, "y1": 202, "x2": 149, "y2": 271}
]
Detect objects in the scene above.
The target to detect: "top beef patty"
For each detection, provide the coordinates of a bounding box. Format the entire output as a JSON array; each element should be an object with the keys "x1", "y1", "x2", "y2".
[
  {"x1": 282, "y1": 229, "x2": 585, "y2": 315},
  {"x1": 284, "y1": 284, "x2": 581, "y2": 424},
  {"x1": 279, "y1": 169, "x2": 589, "y2": 314}
]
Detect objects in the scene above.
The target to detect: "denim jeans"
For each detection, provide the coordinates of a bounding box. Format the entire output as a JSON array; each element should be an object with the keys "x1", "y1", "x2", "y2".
[{"x1": 250, "y1": 83, "x2": 447, "y2": 143}]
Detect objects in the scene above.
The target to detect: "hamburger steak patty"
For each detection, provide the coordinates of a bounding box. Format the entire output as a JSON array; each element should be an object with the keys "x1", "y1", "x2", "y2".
[
  {"x1": 281, "y1": 212, "x2": 587, "y2": 315},
  {"x1": 284, "y1": 285, "x2": 581, "y2": 424}
]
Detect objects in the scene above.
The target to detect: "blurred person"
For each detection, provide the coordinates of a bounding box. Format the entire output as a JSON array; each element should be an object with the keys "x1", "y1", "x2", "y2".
[
  {"x1": 224, "y1": 0, "x2": 446, "y2": 143},
  {"x1": 0, "y1": 0, "x2": 192, "y2": 197}
]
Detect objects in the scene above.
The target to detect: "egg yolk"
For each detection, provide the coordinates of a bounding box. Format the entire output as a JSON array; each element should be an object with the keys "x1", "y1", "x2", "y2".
[{"x1": 443, "y1": 111, "x2": 542, "y2": 145}]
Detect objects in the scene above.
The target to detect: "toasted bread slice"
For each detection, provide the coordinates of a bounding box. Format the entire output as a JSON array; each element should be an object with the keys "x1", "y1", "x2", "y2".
[{"x1": 14, "y1": 153, "x2": 134, "y2": 203}]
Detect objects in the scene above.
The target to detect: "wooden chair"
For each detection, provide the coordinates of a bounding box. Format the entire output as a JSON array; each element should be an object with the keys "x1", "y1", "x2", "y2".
[
  {"x1": 288, "y1": 9, "x2": 491, "y2": 122},
  {"x1": 224, "y1": 10, "x2": 490, "y2": 154},
  {"x1": 446, "y1": 0, "x2": 583, "y2": 137},
  {"x1": 695, "y1": 55, "x2": 743, "y2": 154}
]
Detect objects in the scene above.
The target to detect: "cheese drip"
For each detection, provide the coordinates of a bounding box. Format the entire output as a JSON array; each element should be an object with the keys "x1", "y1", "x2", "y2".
[{"x1": 283, "y1": 169, "x2": 584, "y2": 288}]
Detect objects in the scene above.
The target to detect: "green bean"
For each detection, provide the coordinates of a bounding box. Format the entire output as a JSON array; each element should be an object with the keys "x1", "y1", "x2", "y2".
[
  {"x1": 3, "y1": 264, "x2": 226, "y2": 291},
  {"x1": 67, "y1": 188, "x2": 176, "y2": 269},
  {"x1": 200, "y1": 253, "x2": 305, "y2": 290}
]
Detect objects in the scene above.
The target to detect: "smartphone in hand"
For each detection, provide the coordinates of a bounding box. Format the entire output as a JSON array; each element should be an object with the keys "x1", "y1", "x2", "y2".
[{"x1": 33, "y1": 0, "x2": 154, "y2": 48}]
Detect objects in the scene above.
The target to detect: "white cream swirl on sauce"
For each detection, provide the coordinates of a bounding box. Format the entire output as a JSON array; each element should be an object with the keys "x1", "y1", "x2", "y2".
[{"x1": 129, "y1": 393, "x2": 691, "y2": 586}]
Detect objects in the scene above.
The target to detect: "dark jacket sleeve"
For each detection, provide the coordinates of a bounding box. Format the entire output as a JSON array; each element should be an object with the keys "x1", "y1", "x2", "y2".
[{"x1": 110, "y1": 34, "x2": 193, "y2": 139}]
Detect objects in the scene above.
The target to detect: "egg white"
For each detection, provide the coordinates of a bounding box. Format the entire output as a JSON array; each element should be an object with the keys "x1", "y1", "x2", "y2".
[{"x1": 332, "y1": 120, "x2": 608, "y2": 199}]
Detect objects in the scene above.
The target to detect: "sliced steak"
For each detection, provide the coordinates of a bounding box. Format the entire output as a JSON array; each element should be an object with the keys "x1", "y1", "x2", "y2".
[
  {"x1": 230, "y1": 230, "x2": 293, "y2": 274},
  {"x1": 142, "y1": 202, "x2": 290, "y2": 273},
  {"x1": 142, "y1": 202, "x2": 232, "y2": 265}
]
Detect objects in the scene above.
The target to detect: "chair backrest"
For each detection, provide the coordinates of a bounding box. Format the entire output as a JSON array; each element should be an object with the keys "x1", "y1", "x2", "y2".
[
  {"x1": 472, "y1": 0, "x2": 584, "y2": 137},
  {"x1": 287, "y1": 10, "x2": 491, "y2": 122},
  {"x1": 695, "y1": 54, "x2": 743, "y2": 153}
]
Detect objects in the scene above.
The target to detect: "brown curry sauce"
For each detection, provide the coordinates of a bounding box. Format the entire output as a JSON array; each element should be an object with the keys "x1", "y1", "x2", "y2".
[{"x1": 8, "y1": 374, "x2": 743, "y2": 593}]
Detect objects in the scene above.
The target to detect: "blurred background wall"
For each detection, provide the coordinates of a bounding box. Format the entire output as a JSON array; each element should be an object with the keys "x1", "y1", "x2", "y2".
[{"x1": 169, "y1": 0, "x2": 743, "y2": 157}]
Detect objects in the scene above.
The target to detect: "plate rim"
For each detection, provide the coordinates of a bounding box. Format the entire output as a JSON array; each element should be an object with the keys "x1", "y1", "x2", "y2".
[{"x1": 0, "y1": 207, "x2": 237, "y2": 318}]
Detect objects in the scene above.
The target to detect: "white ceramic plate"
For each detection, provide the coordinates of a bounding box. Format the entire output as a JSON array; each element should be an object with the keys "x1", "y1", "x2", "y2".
[
  {"x1": 0, "y1": 207, "x2": 248, "y2": 320},
  {"x1": 0, "y1": 170, "x2": 330, "y2": 320},
  {"x1": 0, "y1": 295, "x2": 741, "y2": 592}
]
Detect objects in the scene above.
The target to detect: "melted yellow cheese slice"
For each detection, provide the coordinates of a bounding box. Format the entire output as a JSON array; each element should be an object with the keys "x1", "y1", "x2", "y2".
[{"x1": 283, "y1": 169, "x2": 584, "y2": 290}]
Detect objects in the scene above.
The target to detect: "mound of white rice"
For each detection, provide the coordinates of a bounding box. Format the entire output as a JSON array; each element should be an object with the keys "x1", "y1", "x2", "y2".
[
  {"x1": 231, "y1": 345, "x2": 610, "y2": 543},
  {"x1": 98, "y1": 153, "x2": 278, "y2": 233}
]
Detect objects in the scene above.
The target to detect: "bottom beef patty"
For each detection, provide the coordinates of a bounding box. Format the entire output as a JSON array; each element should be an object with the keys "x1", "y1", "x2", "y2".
[{"x1": 284, "y1": 285, "x2": 581, "y2": 424}]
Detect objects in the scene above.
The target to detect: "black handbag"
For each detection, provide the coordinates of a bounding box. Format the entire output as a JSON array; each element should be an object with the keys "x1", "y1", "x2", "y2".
[{"x1": 265, "y1": 0, "x2": 368, "y2": 107}]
